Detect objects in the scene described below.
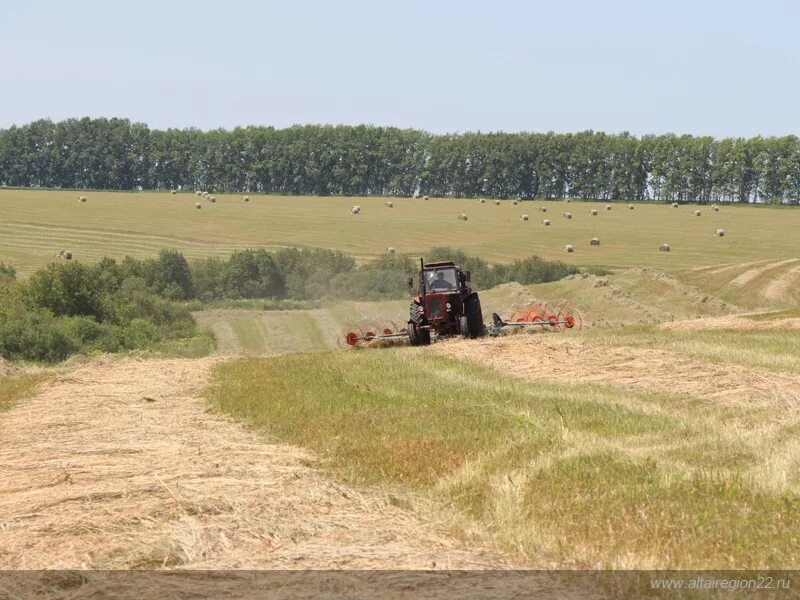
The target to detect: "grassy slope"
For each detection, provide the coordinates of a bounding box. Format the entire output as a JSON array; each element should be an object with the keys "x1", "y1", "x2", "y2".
[
  {"x1": 192, "y1": 269, "x2": 744, "y2": 356},
  {"x1": 207, "y1": 347, "x2": 800, "y2": 569},
  {"x1": 581, "y1": 326, "x2": 800, "y2": 374},
  {"x1": 0, "y1": 374, "x2": 46, "y2": 412},
  {"x1": 3, "y1": 189, "x2": 800, "y2": 274}
]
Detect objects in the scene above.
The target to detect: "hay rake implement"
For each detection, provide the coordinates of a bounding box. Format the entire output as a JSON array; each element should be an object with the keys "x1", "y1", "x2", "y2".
[
  {"x1": 338, "y1": 302, "x2": 581, "y2": 348},
  {"x1": 486, "y1": 301, "x2": 582, "y2": 335},
  {"x1": 337, "y1": 317, "x2": 409, "y2": 347}
]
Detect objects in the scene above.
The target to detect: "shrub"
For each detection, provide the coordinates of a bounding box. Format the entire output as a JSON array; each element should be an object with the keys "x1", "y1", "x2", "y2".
[
  {"x1": 223, "y1": 249, "x2": 284, "y2": 299},
  {"x1": 21, "y1": 261, "x2": 108, "y2": 319},
  {"x1": 0, "y1": 262, "x2": 16, "y2": 284}
]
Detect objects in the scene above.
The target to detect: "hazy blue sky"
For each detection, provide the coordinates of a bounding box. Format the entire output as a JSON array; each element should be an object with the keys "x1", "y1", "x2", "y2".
[{"x1": 1, "y1": 0, "x2": 798, "y2": 137}]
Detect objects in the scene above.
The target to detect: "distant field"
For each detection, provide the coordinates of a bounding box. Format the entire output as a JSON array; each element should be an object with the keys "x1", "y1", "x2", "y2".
[{"x1": 2, "y1": 189, "x2": 800, "y2": 274}]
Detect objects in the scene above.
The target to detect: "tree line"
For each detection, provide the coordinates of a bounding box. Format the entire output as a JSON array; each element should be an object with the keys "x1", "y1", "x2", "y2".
[{"x1": 1, "y1": 117, "x2": 799, "y2": 203}]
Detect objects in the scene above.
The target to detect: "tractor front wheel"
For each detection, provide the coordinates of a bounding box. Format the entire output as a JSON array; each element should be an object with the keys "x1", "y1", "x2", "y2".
[
  {"x1": 464, "y1": 295, "x2": 485, "y2": 338},
  {"x1": 459, "y1": 315, "x2": 470, "y2": 338},
  {"x1": 408, "y1": 322, "x2": 431, "y2": 346}
]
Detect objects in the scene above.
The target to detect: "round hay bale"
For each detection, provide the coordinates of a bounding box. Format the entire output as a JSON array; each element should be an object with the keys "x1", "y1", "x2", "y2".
[
  {"x1": 59, "y1": 250, "x2": 73, "y2": 260},
  {"x1": 628, "y1": 204, "x2": 634, "y2": 210},
  {"x1": 385, "y1": 201, "x2": 394, "y2": 208},
  {"x1": 479, "y1": 198, "x2": 486, "y2": 204},
  {"x1": 715, "y1": 229, "x2": 725, "y2": 237},
  {"x1": 194, "y1": 202, "x2": 202, "y2": 209},
  {"x1": 694, "y1": 210, "x2": 701, "y2": 216},
  {"x1": 209, "y1": 196, "x2": 216, "y2": 203},
  {"x1": 458, "y1": 213, "x2": 468, "y2": 221},
  {"x1": 512, "y1": 199, "x2": 518, "y2": 205},
  {"x1": 203, "y1": 191, "x2": 209, "y2": 197},
  {"x1": 196, "y1": 191, "x2": 203, "y2": 197},
  {"x1": 243, "y1": 196, "x2": 250, "y2": 202},
  {"x1": 590, "y1": 237, "x2": 600, "y2": 246},
  {"x1": 521, "y1": 214, "x2": 529, "y2": 221},
  {"x1": 565, "y1": 244, "x2": 574, "y2": 253},
  {"x1": 423, "y1": 195, "x2": 429, "y2": 201},
  {"x1": 605, "y1": 204, "x2": 612, "y2": 211},
  {"x1": 539, "y1": 206, "x2": 547, "y2": 213},
  {"x1": 672, "y1": 202, "x2": 679, "y2": 208},
  {"x1": 565, "y1": 198, "x2": 572, "y2": 203},
  {"x1": 351, "y1": 206, "x2": 360, "y2": 215},
  {"x1": 79, "y1": 196, "x2": 87, "y2": 203},
  {"x1": 170, "y1": 190, "x2": 177, "y2": 195},
  {"x1": 563, "y1": 212, "x2": 572, "y2": 219},
  {"x1": 712, "y1": 205, "x2": 719, "y2": 212},
  {"x1": 387, "y1": 247, "x2": 396, "y2": 254},
  {"x1": 660, "y1": 243, "x2": 671, "y2": 252},
  {"x1": 590, "y1": 209, "x2": 598, "y2": 216},
  {"x1": 542, "y1": 219, "x2": 551, "y2": 226}
]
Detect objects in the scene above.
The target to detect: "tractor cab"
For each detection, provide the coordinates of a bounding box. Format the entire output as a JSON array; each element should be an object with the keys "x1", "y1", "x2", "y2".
[{"x1": 407, "y1": 259, "x2": 484, "y2": 345}]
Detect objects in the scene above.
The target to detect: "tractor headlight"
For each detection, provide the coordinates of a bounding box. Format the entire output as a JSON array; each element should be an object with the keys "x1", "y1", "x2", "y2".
[{"x1": 445, "y1": 302, "x2": 452, "y2": 311}]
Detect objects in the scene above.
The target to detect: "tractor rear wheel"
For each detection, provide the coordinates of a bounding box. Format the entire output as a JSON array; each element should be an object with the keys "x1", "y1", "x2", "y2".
[{"x1": 464, "y1": 295, "x2": 485, "y2": 338}]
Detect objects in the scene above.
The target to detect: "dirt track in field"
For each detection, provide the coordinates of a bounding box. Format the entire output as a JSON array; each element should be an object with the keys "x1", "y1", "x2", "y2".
[{"x1": 0, "y1": 357, "x2": 510, "y2": 570}]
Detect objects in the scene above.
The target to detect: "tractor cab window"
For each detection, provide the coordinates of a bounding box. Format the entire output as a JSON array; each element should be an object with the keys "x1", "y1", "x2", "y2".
[{"x1": 426, "y1": 268, "x2": 458, "y2": 291}]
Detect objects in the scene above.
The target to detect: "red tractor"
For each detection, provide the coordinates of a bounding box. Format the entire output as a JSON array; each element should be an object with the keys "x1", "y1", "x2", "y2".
[{"x1": 406, "y1": 259, "x2": 485, "y2": 345}]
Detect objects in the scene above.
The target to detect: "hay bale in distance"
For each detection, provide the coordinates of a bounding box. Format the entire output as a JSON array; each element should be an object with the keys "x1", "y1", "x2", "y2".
[
  {"x1": 605, "y1": 204, "x2": 612, "y2": 211},
  {"x1": 542, "y1": 219, "x2": 551, "y2": 226},
  {"x1": 79, "y1": 196, "x2": 87, "y2": 203},
  {"x1": 458, "y1": 213, "x2": 468, "y2": 221},
  {"x1": 387, "y1": 247, "x2": 396, "y2": 254},
  {"x1": 628, "y1": 204, "x2": 634, "y2": 210},
  {"x1": 565, "y1": 244, "x2": 574, "y2": 253},
  {"x1": 352, "y1": 206, "x2": 361, "y2": 215},
  {"x1": 694, "y1": 210, "x2": 701, "y2": 216},
  {"x1": 520, "y1": 214, "x2": 529, "y2": 221},
  {"x1": 660, "y1": 243, "x2": 671, "y2": 252},
  {"x1": 715, "y1": 229, "x2": 725, "y2": 237},
  {"x1": 243, "y1": 196, "x2": 250, "y2": 202},
  {"x1": 563, "y1": 212, "x2": 572, "y2": 219},
  {"x1": 672, "y1": 202, "x2": 679, "y2": 208},
  {"x1": 385, "y1": 201, "x2": 394, "y2": 208},
  {"x1": 590, "y1": 237, "x2": 600, "y2": 246},
  {"x1": 590, "y1": 209, "x2": 598, "y2": 216},
  {"x1": 539, "y1": 206, "x2": 547, "y2": 213},
  {"x1": 194, "y1": 202, "x2": 202, "y2": 209},
  {"x1": 423, "y1": 195, "x2": 429, "y2": 201}
]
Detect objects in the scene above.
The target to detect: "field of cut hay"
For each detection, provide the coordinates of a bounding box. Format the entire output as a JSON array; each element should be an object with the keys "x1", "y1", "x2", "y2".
[
  {"x1": 209, "y1": 326, "x2": 800, "y2": 569},
  {"x1": 2, "y1": 189, "x2": 800, "y2": 274}
]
